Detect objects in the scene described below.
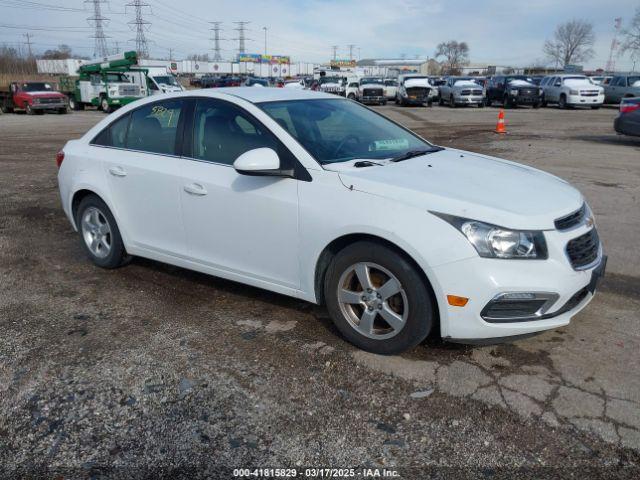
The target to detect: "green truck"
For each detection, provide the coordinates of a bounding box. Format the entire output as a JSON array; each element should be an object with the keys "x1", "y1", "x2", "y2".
[{"x1": 60, "y1": 51, "x2": 149, "y2": 113}]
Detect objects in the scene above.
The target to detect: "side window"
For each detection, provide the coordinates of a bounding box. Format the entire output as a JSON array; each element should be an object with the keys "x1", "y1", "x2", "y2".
[
  {"x1": 126, "y1": 99, "x2": 184, "y2": 155},
  {"x1": 91, "y1": 113, "x2": 131, "y2": 148},
  {"x1": 192, "y1": 99, "x2": 279, "y2": 166}
]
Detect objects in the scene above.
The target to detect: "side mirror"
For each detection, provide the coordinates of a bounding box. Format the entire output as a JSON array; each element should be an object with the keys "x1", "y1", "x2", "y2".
[{"x1": 233, "y1": 148, "x2": 293, "y2": 177}]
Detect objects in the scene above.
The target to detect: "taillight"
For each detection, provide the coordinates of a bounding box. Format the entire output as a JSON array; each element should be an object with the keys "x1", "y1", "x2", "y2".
[
  {"x1": 56, "y1": 150, "x2": 64, "y2": 168},
  {"x1": 620, "y1": 102, "x2": 640, "y2": 114}
]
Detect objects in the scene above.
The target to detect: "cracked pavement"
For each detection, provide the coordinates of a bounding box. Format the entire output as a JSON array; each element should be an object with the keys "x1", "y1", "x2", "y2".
[{"x1": 0, "y1": 106, "x2": 639, "y2": 477}]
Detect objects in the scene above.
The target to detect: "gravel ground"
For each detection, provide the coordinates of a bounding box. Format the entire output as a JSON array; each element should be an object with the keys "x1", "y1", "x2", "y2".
[{"x1": 0, "y1": 105, "x2": 639, "y2": 479}]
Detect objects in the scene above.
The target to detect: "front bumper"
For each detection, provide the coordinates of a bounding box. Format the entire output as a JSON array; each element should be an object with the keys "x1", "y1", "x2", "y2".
[
  {"x1": 32, "y1": 101, "x2": 67, "y2": 110},
  {"x1": 430, "y1": 224, "x2": 604, "y2": 342},
  {"x1": 402, "y1": 95, "x2": 428, "y2": 105},
  {"x1": 567, "y1": 93, "x2": 604, "y2": 106},
  {"x1": 361, "y1": 96, "x2": 385, "y2": 104}
]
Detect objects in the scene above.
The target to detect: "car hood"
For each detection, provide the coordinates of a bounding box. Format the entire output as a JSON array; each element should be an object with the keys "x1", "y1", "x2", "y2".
[
  {"x1": 331, "y1": 148, "x2": 583, "y2": 230},
  {"x1": 403, "y1": 78, "x2": 430, "y2": 89},
  {"x1": 24, "y1": 91, "x2": 65, "y2": 97},
  {"x1": 360, "y1": 83, "x2": 384, "y2": 89}
]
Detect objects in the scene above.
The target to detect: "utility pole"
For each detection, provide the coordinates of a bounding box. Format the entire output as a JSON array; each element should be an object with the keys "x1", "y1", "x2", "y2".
[
  {"x1": 86, "y1": 0, "x2": 110, "y2": 58},
  {"x1": 233, "y1": 21, "x2": 251, "y2": 57},
  {"x1": 168, "y1": 48, "x2": 173, "y2": 61},
  {"x1": 347, "y1": 44, "x2": 356, "y2": 61},
  {"x1": 23, "y1": 33, "x2": 33, "y2": 58},
  {"x1": 209, "y1": 22, "x2": 224, "y2": 61},
  {"x1": 126, "y1": 0, "x2": 150, "y2": 58},
  {"x1": 331, "y1": 45, "x2": 338, "y2": 60},
  {"x1": 605, "y1": 17, "x2": 622, "y2": 74},
  {"x1": 262, "y1": 26, "x2": 268, "y2": 56},
  {"x1": 112, "y1": 40, "x2": 120, "y2": 55}
]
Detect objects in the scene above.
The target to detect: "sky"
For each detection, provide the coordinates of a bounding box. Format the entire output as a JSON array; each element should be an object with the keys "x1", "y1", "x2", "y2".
[{"x1": 0, "y1": 0, "x2": 638, "y2": 70}]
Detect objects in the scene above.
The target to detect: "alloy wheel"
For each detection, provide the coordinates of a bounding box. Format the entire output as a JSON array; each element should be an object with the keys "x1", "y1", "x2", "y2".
[
  {"x1": 337, "y1": 262, "x2": 408, "y2": 340},
  {"x1": 81, "y1": 206, "x2": 112, "y2": 259}
]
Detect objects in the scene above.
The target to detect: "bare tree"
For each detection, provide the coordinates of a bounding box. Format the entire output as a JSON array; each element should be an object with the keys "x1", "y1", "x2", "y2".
[
  {"x1": 434, "y1": 41, "x2": 469, "y2": 75},
  {"x1": 42, "y1": 44, "x2": 73, "y2": 60},
  {"x1": 620, "y1": 7, "x2": 640, "y2": 62},
  {"x1": 543, "y1": 20, "x2": 595, "y2": 67}
]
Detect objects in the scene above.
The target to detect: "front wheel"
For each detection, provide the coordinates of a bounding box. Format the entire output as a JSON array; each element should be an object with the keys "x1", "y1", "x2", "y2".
[
  {"x1": 324, "y1": 241, "x2": 434, "y2": 355},
  {"x1": 57, "y1": 107, "x2": 68, "y2": 114},
  {"x1": 101, "y1": 97, "x2": 112, "y2": 113},
  {"x1": 591, "y1": 106, "x2": 600, "y2": 110},
  {"x1": 438, "y1": 95, "x2": 444, "y2": 106},
  {"x1": 347, "y1": 93, "x2": 356, "y2": 100},
  {"x1": 559, "y1": 95, "x2": 567, "y2": 109},
  {"x1": 25, "y1": 104, "x2": 34, "y2": 115},
  {"x1": 76, "y1": 195, "x2": 129, "y2": 269},
  {"x1": 449, "y1": 95, "x2": 456, "y2": 108}
]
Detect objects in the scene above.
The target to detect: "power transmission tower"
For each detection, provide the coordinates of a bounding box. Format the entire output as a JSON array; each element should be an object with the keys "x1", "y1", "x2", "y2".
[
  {"x1": 210, "y1": 22, "x2": 225, "y2": 61},
  {"x1": 112, "y1": 40, "x2": 120, "y2": 55},
  {"x1": 126, "y1": 0, "x2": 150, "y2": 58},
  {"x1": 86, "y1": 0, "x2": 110, "y2": 58},
  {"x1": 605, "y1": 17, "x2": 623, "y2": 74},
  {"x1": 23, "y1": 33, "x2": 33, "y2": 57},
  {"x1": 347, "y1": 44, "x2": 356, "y2": 61},
  {"x1": 233, "y1": 21, "x2": 251, "y2": 57},
  {"x1": 331, "y1": 45, "x2": 338, "y2": 60}
]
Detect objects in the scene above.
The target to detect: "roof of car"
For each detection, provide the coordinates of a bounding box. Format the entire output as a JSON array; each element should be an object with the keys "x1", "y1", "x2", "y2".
[{"x1": 200, "y1": 87, "x2": 337, "y2": 103}]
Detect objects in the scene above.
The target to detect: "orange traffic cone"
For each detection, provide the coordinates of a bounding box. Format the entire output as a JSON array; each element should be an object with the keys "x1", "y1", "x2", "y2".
[{"x1": 495, "y1": 109, "x2": 506, "y2": 134}]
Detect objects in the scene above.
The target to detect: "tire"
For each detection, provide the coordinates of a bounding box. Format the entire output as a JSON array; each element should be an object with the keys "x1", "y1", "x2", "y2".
[
  {"x1": 591, "y1": 106, "x2": 600, "y2": 110},
  {"x1": 477, "y1": 101, "x2": 484, "y2": 108},
  {"x1": 1, "y1": 104, "x2": 13, "y2": 114},
  {"x1": 69, "y1": 96, "x2": 83, "y2": 111},
  {"x1": 57, "y1": 107, "x2": 68, "y2": 114},
  {"x1": 347, "y1": 93, "x2": 355, "y2": 100},
  {"x1": 324, "y1": 241, "x2": 434, "y2": 355},
  {"x1": 559, "y1": 94, "x2": 567, "y2": 109},
  {"x1": 485, "y1": 96, "x2": 492, "y2": 107},
  {"x1": 381, "y1": 99, "x2": 387, "y2": 106},
  {"x1": 449, "y1": 95, "x2": 456, "y2": 108},
  {"x1": 25, "y1": 103, "x2": 34, "y2": 115},
  {"x1": 426, "y1": 99, "x2": 433, "y2": 108},
  {"x1": 533, "y1": 102, "x2": 541, "y2": 109},
  {"x1": 101, "y1": 97, "x2": 111, "y2": 113},
  {"x1": 502, "y1": 96, "x2": 511, "y2": 109},
  {"x1": 438, "y1": 95, "x2": 444, "y2": 106},
  {"x1": 76, "y1": 194, "x2": 129, "y2": 269}
]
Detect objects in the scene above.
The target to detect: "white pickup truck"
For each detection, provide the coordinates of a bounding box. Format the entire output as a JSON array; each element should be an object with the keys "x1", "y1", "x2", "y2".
[{"x1": 396, "y1": 74, "x2": 434, "y2": 106}]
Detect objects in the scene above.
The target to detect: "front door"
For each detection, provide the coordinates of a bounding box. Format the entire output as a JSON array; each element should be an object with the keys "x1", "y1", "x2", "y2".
[{"x1": 180, "y1": 98, "x2": 300, "y2": 289}]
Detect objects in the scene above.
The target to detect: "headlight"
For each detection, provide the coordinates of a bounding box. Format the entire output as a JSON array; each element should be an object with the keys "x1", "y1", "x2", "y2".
[
  {"x1": 432, "y1": 213, "x2": 548, "y2": 259},
  {"x1": 510, "y1": 89, "x2": 518, "y2": 96},
  {"x1": 33, "y1": 98, "x2": 40, "y2": 104},
  {"x1": 569, "y1": 89, "x2": 579, "y2": 95},
  {"x1": 539, "y1": 88, "x2": 543, "y2": 95}
]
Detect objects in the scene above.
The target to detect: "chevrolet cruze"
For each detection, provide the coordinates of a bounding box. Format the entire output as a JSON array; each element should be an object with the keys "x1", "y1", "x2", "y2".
[{"x1": 56, "y1": 88, "x2": 606, "y2": 354}]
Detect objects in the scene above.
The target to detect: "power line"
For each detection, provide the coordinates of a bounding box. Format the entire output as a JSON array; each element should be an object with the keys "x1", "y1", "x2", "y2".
[
  {"x1": 125, "y1": 0, "x2": 150, "y2": 58},
  {"x1": 233, "y1": 21, "x2": 250, "y2": 56},
  {"x1": 209, "y1": 22, "x2": 225, "y2": 61},
  {"x1": 86, "y1": 0, "x2": 110, "y2": 58}
]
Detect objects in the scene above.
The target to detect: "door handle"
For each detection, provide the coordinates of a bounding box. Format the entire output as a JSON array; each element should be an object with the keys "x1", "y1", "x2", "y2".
[
  {"x1": 183, "y1": 183, "x2": 207, "y2": 196},
  {"x1": 109, "y1": 166, "x2": 127, "y2": 177}
]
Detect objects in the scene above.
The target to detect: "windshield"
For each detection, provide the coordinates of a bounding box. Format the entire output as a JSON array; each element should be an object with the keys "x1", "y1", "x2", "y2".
[
  {"x1": 153, "y1": 75, "x2": 178, "y2": 86},
  {"x1": 506, "y1": 76, "x2": 533, "y2": 83},
  {"x1": 259, "y1": 99, "x2": 433, "y2": 164},
  {"x1": 564, "y1": 77, "x2": 593, "y2": 87},
  {"x1": 361, "y1": 78, "x2": 384, "y2": 84},
  {"x1": 319, "y1": 77, "x2": 341, "y2": 85},
  {"x1": 105, "y1": 73, "x2": 129, "y2": 83},
  {"x1": 22, "y1": 82, "x2": 52, "y2": 92}
]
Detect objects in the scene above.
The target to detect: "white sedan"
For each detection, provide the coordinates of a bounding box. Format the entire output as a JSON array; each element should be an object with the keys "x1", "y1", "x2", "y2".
[{"x1": 57, "y1": 88, "x2": 605, "y2": 354}]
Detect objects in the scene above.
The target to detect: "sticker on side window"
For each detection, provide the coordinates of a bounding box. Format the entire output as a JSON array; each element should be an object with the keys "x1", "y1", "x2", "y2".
[{"x1": 371, "y1": 139, "x2": 410, "y2": 151}]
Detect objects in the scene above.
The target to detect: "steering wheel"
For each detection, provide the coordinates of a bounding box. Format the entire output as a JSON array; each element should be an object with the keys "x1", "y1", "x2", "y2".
[{"x1": 332, "y1": 134, "x2": 360, "y2": 157}]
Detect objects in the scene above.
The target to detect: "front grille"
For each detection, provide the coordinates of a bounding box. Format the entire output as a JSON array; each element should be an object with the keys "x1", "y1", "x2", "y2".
[
  {"x1": 566, "y1": 229, "x2": 600, "y2": 269},
  {"x1": 555, "y1": 204, "x2": 585, "y2": 230},
  {"x1": 38, "y1": 97, "x2": 62, "y2": 104},
  {"x1": 520, "y1": 88, "x2": 538, "y2": 96},
  {"x1": 406, "y1": 87, "x2": 428, "y2": 99},
  {"x1": 460, "y1": 89, "x2": 483, "y2": 96},
  {"x1": 580, "y1": 90, "x2": 599, "y2": 96},
  {"x1": 472, "y1": 89, "x2": 483, "y2": 96},
  {"x1": 363, "y1": 88, "x2": 383, "y2": 97},
  {"x1": 118, "y1": 85, "x2": 140, "y2": 96}
]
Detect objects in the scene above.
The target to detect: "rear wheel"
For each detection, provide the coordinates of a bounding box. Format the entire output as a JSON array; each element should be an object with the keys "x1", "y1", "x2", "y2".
[
  {"x1": 324, "y1": 241, "x2": 433, "y2": 355},
  {"x1": 76, "y1": 195, "x2": 129, "y2": 269},
  {"x1": 69, "y1": 96, "x2": 83, "y2": 111},
  {"x1": 0, "y1": 104, "x2": 13, "y2": 113}
]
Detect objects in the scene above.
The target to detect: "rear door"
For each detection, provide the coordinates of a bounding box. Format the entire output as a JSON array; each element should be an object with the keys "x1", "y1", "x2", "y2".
[{"x1": 96, "y1": 98, "x2": 188, "y2": 256}]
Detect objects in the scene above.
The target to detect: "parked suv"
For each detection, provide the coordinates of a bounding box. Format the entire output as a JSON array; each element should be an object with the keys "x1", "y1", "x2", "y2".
[
  {"x1": 540, "y1": 75, "x2": 604, "y2": 109},
  {"x1": 604, "y1": 74, "x2": 640, "y2": 104},
  {"x1": 486, "y1": 75, "x2": 542, "y2": 108},
  {"x1": 438, "y1": 77, "x2": 484, "y2": 107}
]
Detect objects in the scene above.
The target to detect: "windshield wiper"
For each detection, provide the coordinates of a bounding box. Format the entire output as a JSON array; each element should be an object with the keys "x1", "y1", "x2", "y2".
[
  {"x1": 390, "y1": 147, "x2": 444, "y2": 163},
  {"x1": 354, "y1": 160, "x2": 383, "y2": 168}
]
